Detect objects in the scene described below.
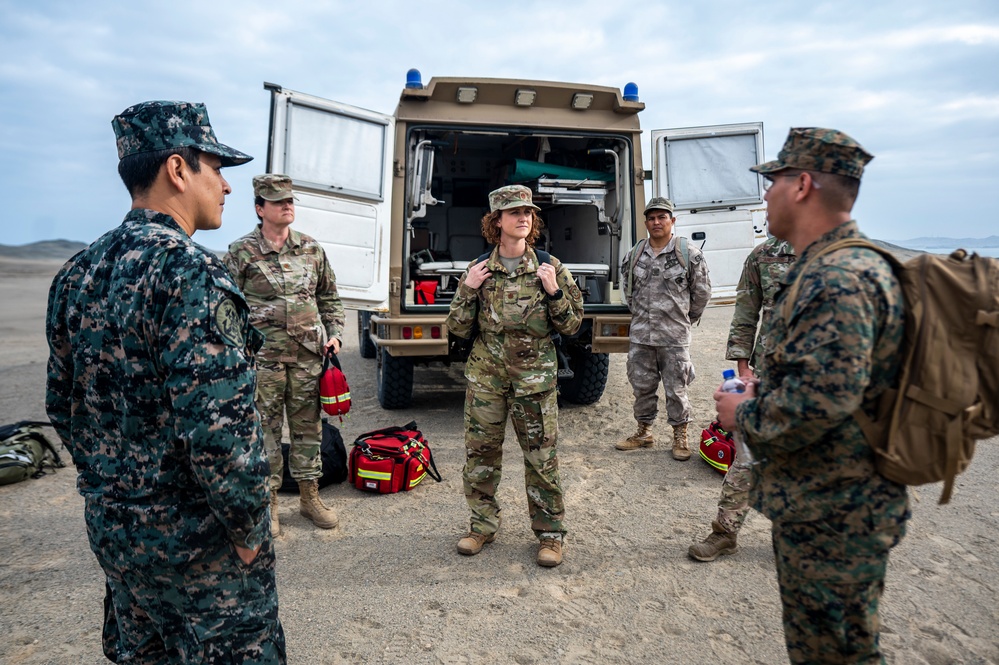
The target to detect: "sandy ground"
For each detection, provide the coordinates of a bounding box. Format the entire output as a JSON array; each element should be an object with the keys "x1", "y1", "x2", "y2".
[{"x1": 1, "y1": 254, "x2": 997, "y2": 665}]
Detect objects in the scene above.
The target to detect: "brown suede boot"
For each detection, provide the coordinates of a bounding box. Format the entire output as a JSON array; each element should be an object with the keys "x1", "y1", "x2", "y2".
[
  {"x1": 456, "y1": 531, "x2": 496, "y2": 556},
  {"x1": 688, "y1": 520, "x2": 739, "y2": 561},
  {"x1": 269, "y1": 489, "x2": 280, "y2": 536},
  {"x1": 298, "y1": 479, "x2": 339, "y2": 529},
  {"x1": 615, "y1": 421, "x2": 655, "y2": 451},
  {"x1": 537, "y1": 536, "x2": 564, "y2": 567},
  {"x1": 672, "y1": 423, "x2": 691, "y2": 460}
]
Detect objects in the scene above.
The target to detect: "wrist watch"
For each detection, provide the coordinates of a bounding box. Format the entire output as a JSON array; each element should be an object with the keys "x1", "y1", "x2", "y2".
[{"x1": 547, "y1": 288, "x2": 564, "y2": 301}]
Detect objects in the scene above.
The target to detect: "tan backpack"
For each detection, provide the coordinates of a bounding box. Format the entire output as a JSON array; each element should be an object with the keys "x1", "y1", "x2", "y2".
[{"x1": 783, "y1": 239, "x2": 999, "y2": 504}]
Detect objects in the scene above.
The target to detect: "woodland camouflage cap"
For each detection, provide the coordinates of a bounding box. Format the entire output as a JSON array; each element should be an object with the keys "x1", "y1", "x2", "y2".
[
  {"x1": 751, "y1": 127, "x2": 872, "y2": 179},
  {"x1": 112, "y1": 101, "x2": 253, "y2": 167},
  {"x1": 252, "y1": 174, "x2": 296, "y2": 201},
  {"x1": 489, "y1": 185, "x2": 540, "y2": 212}
]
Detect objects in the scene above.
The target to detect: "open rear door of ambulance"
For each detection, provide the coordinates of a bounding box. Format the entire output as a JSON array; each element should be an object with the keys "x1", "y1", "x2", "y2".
[
  {"x1": 650, "y1": 122, "x2": 768, "y2": 302},
  {"x1": 264, "y1": 83, "x2": 393, "y2": 310}
]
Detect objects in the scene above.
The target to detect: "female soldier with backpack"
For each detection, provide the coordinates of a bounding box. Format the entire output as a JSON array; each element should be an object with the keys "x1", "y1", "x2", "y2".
[{"x1": 445, "y1": 185, "x2": 583, "y2": 567}]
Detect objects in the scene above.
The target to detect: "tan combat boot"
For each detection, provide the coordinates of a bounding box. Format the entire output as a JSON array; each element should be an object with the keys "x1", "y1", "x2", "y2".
[
  {"x1": 537, "y1": 536, "x2": 564, "y2": 567},
  {"x1": 688, "y1": 520, "x2": 739, "y2": 561},
  {"x1": 269, "y1": 489, "x2": 280, "y2": 536},
  {"x1": 456, "y1": 531, "x2": 496, "y2": 556},
  {"x1": 672, "y1": 423, "x2": 691, "y2": 461},
  {"x1": 615, "y1": 421, "x2": 655, "y2": 451},
  {"x1": 298, "y1": 480, "x2": 339, "y2": 529}
]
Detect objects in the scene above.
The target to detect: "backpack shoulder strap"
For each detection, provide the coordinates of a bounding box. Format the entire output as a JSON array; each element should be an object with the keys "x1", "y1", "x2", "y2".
[
  {"x1": 534, "y1": 249, "x2": 552, "y2": 265},
  {"x1": 624, "y1": 239, "x2": 648, "y2": 301},
  {"x1": 780, "y1": 238, "x2": 899, "y2": 324},
  {"x1": 675, "y1": 236, "x2": 691, "y2": 276}
]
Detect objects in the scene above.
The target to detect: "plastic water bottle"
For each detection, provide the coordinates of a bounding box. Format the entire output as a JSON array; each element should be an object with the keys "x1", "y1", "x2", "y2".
[
  {"x1": 721, "y1": 369, "x2": 755, "y2": 464},
  {"x1": 721, "y1": 368, "x2": 745, "y2": 395}
]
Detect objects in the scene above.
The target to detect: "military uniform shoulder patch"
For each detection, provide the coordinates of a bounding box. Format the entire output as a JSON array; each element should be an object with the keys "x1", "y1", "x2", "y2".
[{"x1": 214, "y1": 297, "x2": 245, "y2": 347}]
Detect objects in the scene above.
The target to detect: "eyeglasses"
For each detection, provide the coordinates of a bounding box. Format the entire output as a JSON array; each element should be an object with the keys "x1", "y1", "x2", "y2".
[{"x1": 762, "y1": 173, "x2": 800, "y2": 191}]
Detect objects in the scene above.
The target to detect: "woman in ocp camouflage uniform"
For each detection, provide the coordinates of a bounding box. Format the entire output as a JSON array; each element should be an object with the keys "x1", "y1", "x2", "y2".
[{"x1": 445, "y1": 185, "x2": 583, "y2": 567}]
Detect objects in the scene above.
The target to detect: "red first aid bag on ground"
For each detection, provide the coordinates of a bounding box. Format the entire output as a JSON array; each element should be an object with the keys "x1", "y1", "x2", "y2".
[
  {"x1": 349, "y1": 421, "x2": 442, "y2": 493},
  {"x1": 319, "y1": 350, "x2": 351, "y2": 420},
  {"x1": 699, "y1": 420, "x2": 737, "y2": 475}
]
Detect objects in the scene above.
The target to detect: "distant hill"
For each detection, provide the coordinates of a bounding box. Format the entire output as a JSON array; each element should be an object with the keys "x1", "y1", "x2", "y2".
[
  {"x1": 887, "y1": 236, "x2": 999, "y2": 258},
  {"x1": 868, "y1": 239, "x2": 924, "y2": 262},
  {"x1": 890, "y1": 235, "x2": 999, "y2": 249},
  {"x1": 0, "y1": 240, "x2": 88, "y2": 260}
]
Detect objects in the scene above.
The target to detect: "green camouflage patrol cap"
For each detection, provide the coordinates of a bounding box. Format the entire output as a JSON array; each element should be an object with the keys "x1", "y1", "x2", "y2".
[
  {"x1": 112, "y1": 101, "x2": 253, "y2": 167},
  {"x1": 252, "y1": 174, "x2": 297, "y2": 202},
  {"x1": 751, "y1": 127, "x2": 873, "y2": 179},
  {"x1": 489, "y1": 184, "x2": 541, "y2": 212},
  {"x1": 644, "y1": 197, "x2": 675, "y2": 216}
]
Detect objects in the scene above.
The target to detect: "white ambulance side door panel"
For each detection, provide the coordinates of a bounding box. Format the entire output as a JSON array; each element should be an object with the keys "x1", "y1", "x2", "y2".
[
  {"x1": 266, "y1": 86, "x2": 393, "y2": 310},
  {"x1": 650, "y1": 122, "x2": 767, "y2": 301}
]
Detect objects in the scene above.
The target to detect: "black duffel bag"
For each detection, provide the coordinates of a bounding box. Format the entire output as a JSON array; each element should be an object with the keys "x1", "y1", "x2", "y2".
[{"x1": 278, "y1": 420, "x2": 348, "y2": 493}]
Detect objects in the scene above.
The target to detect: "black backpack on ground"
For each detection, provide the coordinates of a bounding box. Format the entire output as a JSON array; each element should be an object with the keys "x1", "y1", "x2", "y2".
[{"x1": 278, "y1": 420, "x2": 348, "y2": 493}]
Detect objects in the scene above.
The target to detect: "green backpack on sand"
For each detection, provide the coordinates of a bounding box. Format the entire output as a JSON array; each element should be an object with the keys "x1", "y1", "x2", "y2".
[{"x1": 0, "y1": 421, "x2": 66, "y2": 486}]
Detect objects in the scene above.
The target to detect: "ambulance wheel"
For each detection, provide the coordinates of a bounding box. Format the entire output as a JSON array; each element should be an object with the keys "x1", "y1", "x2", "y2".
[
  {"x1": 358, "y1": 311, "x2": 377, "y2": 359},
  {"x1": 559, "y1": 346, "x2": 608, "y2": 405},
  {"x1": 377, "y1": 347, "x2": 413, "y2": 409}
]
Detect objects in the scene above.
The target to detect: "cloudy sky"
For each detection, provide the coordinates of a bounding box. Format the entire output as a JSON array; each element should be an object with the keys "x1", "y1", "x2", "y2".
[{"x1": 2, "y1": 0, "x2": 997, "y2": 250}]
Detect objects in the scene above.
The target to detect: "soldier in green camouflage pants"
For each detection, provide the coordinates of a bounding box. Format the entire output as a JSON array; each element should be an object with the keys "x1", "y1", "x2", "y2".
[
  {"x1": 689, "y1": 236, "x2": 795, "y2": 562},
  {"x1": 225, "y1": 174, "x2": 345, "y2": 533},
  {"x1": 446, "y1": 185, "x2": 583, "y2": 568},
  {"x1": 716, "y1": 128, "x2": 909, "y2": 664},
  {"x1": 46, "y1": 102, "x2": 284, "y2": 663}
]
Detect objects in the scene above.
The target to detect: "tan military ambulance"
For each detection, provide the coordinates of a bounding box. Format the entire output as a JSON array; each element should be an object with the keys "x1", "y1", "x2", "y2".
[{"x1": 263, "y1": 71, "x2": 766, "y2": 409}]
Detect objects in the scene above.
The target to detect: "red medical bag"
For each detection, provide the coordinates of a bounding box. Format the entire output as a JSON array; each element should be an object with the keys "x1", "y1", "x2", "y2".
[
  {"x1": 319, "y1": 350, "x2": 351, "y2": 420},
  {"x1": 349, "y1": 421, "x2": 442, "y2": 493},
  {"x1": 699, "y1": 420, "x2": 737, "y2": 475}
]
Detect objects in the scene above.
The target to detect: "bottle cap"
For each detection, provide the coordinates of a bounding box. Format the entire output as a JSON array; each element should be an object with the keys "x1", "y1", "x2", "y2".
[{"x1": 722, "y1": 369, "x2": 736, "y2": 380}]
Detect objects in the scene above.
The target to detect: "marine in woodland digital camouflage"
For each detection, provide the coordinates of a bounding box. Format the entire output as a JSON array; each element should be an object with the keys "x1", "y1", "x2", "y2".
[
  {"x1": 725, "y1": 236, "x2": 796, "y2": 372},
  {"x1": 45, "y1": 208, "x2": 282, "y2": 661},
  {"x1": 446, "y1": 246, "x2": 582, "y2": 537},
  {"x1": 224, "y1": 226, "x2": 345, "y2": 486},
  {"x1": 621, "y1": 234, "x2": 711, "y2": 426},
  {"x1": 736, "y1": 220, "x2": 909, "y2": 662}
]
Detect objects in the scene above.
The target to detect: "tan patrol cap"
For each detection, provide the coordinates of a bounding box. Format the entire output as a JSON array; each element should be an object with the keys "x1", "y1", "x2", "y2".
[
  {"x1": 488, "y1": 185, "x2": 540, "y2": 212},
  {"x1": 252, "y1": 174, "x2": 297, "y2": 202},
  {"x1": 643, "y1": 197, "x2": 675, "y2": 216}
]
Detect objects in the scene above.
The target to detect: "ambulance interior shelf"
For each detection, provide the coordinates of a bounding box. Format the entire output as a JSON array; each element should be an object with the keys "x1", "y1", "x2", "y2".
[{"x1": 406, "y1": 147, "x2": 620, "y2": 307}]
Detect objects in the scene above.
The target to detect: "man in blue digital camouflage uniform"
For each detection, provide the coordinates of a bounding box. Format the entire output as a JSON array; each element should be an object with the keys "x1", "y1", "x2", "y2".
[
  {"x1": 715, "y1": 127, "x2": 908, "y2": 664},
  {"x1": 45, "y1": 101, "x2": 285, "y2": 663}
]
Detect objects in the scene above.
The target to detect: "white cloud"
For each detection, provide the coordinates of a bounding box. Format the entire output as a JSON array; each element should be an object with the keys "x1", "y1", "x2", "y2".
[{"x1": 2, "y1": 0, "x2": 998, "y2": 245}]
